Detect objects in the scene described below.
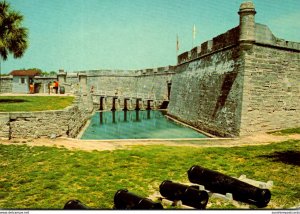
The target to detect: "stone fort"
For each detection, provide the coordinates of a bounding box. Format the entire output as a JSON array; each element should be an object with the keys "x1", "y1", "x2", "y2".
[{"x1": 0, "y1": 2, "x2": 299, "y2": 138}]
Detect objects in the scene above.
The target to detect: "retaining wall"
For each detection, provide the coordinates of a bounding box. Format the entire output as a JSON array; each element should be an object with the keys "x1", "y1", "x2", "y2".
[
  {"x1": 0, "y1": 76, "x2": 13, "y2": 93},
  {"x1": 0, "y1": 95, "x2": 93, "y2": 140}
]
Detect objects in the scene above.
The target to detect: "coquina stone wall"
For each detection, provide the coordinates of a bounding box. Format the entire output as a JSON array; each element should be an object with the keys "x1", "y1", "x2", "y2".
[
  {"x1": 0, "y1": 94, "x2": 93, "y2": 140},
  {"x1": 65, "y1": 68, "x2": 174, "y2": 110},
  {"x1": 0, "y1": 76, "x2": 13, "y2": 93},
  {"x1": 240, "y1": 45, "x2": 300, "y2": 134},
  {"x1": 78, "y1": 67, "x2": 174, "y2": 100},
  {"x1": 167, "y1": 2, "x2": 300, "y2": 137},
  {"x1": 0, "y1": 114, "x2": 10, "y2": 139},
  {"x1": 136, "y1": 73, "x2": 173, "y2": 101},
  {"x1": 86, "y1": 70, "x2": 137, "y2": 96},
  {"x1": 168, "y1": 46, "x2": 244, "y2": 137}
]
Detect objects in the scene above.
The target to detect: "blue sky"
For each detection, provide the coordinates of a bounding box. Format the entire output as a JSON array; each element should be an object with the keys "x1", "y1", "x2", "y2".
[{"x1": 2, "y1": 0, "x2": 300, "y2": 73}]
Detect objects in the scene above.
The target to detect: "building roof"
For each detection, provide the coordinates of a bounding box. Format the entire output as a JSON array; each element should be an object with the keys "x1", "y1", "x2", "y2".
[{"x1": 10, "y1": 69, "x2": 42, "y2": 77}]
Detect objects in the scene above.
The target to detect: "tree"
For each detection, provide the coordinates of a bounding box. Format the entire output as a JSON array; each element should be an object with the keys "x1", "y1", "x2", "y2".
[
  {"x1": 0, "y1": 0, "x2": 28, "y2": 92},
  {"x1": 49, "y1": 71, "x2": 57, "y2": 76},
  {"x1": 41, "y1": 70, "x2": 57, "y2": 76}
]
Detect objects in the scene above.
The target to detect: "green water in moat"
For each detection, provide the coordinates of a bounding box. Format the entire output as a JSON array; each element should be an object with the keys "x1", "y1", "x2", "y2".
[{"x1": 81, "y1": 110, "x2": 208, "y2": 140}]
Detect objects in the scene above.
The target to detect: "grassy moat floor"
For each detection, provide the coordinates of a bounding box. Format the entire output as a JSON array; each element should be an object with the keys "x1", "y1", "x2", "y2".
[
  {"x1": 0, "y1": 132, "x2": 299, "y2": 209},
  {"x1": 0, "y1": 95, "x2": 74, "y2": 112}
]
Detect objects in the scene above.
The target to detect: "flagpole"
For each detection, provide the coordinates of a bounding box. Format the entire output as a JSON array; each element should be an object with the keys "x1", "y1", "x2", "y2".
[
  {"x1": 192, "y1": 27, "x2": 194, "y2": 48},
  {"x1": 192, "y1": 24, "x2": 196, "y2": 48},
  {"x1": 176, "y1": 34, "x2": 179, "y2": 64}
]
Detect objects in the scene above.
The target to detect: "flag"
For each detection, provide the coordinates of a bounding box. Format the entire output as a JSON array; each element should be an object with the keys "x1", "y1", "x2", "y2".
[
  {"x1": 176, "y1": 34, "x2": 179, "y2": 51},
  {"x1": 193, "y1": 24, "x2": 196, "y2": 40}
]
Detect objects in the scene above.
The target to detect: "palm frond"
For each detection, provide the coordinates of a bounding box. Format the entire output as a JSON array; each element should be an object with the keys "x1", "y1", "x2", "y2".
[
  {"x1": 0, "y1": 1, "x2": 10, "y2": 16},
  {"x1": 0, "y1": 45, "x2": 8, "y2": 60},
  {"x1": 0, "y1": 0, "x2": 28, "y2": 61},
  {"x1": 7, "y1": 10, "x2": 23, "y2": 26}
]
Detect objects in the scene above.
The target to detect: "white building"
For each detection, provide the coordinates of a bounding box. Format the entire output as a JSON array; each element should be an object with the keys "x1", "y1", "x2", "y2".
[{"x1": 10, "y1": 70, "x2": 41, "y2": 93}]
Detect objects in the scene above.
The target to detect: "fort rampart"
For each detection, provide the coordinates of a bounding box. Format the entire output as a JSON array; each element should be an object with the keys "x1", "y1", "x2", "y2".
[{"x1": 168, "y1": 2, "x2": 300, "y2": 137}]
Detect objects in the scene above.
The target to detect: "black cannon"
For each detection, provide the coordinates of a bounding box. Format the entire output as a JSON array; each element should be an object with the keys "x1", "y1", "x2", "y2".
[
  {"x1": 159, "y1": 180, "x2": 209, "y2": 209},
  {"x1": 188, "y1": 165, "x2": 271, "y2": 207},
  {"x1": 114, "y1": 189, "x2": 163, "y2": 209},
  {"x1": 63, "y1": 199, "x2": 90, "y2": 209}
]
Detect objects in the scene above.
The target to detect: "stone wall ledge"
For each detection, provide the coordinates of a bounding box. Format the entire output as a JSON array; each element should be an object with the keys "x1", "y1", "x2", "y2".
[
  {"x1": 177, "y1": 43, "x2": 239, "y2": 67},
  {"x1": 254, "y1": 42, "x2": 300, "y2": 52},
  {"x1": 178, "y1": 26, "x2": 240, "y2": 65},
  {"x1": 81, "y1": 71, "x2": 176, "y2": 78},
  {"x1": 176, "y1": 40, "x2": 300, "y2": 68}
]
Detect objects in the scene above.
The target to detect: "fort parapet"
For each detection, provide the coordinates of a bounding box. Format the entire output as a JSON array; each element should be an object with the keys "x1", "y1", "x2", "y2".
[
  {"x1": 169, "y1": 1, "x2": 300, "y2": 137},
  {"x1": 178, "y1": 8, "x2": 299, "y2": 65}
]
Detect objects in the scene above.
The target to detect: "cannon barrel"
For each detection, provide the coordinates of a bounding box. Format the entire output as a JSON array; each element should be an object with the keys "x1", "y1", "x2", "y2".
[
  {"x1": 63, "y1": 199, "x2": 90, "y2": 209},
  {"x1": 188, "y1": 165, "x2": 271, "y2": 207},
  {"x1": 159, "y1": 180, "x2": 209, "y2": 209},
  {"x1": 114, "y1": 189, "x2": 163, "y2": 209}
]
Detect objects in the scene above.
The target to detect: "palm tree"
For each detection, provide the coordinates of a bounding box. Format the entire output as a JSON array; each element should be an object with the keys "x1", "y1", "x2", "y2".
[{"x1": 0, "y1": 0, "x2": 28, "y2": 92}]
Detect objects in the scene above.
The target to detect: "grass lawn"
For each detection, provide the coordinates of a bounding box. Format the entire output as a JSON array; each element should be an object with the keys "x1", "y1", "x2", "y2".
[
  {"x1": 0, "y1": 96, "x2": 74, "y2": 112},
  {"x1": 0, "y1": 140, "x2": 299, "y2": 209}
]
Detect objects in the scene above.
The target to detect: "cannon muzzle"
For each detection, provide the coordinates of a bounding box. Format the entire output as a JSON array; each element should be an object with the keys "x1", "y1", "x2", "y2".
[
  {"x1": 159, "y1": 180, "x2": 208, "y2": 209},
  {"x1": 63, "y1": 199, "x2": 90, "y2": 209},
  {"x1": 188, "y1": 165, "x2": 271, "y2": 207},
  {"x1": 114, "y1": 189, "x2": 163, "y2": 209}
]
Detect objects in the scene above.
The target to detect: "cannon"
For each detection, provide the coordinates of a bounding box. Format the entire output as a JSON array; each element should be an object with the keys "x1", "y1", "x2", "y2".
[
  {"x1": 114, "y1": 189, "x2": 163, "y2": 209},
  {"x1": 188, "y1": 165, "x2": 271, "y2": 207},
  {"x1": 63, "y1": 199, "x2": 90, "y2": 209},
  {"x1": 159, "y1": 180, "x2": 209, "y2": 209}
]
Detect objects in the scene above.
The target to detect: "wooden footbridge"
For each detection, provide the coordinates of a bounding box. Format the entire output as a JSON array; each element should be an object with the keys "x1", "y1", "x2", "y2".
[{"x1": 92, "y1": 90, "x2": 168, "y2": 111}]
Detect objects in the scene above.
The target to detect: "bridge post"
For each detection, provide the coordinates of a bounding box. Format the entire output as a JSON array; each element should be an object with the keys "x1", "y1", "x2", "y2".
[
  {"x1": 123, "y1": 110, "x2": 128, "y2": 122},
  {"x1": 146, "y1": 100, "x2": 152, "y2": 110},
  {"x1": 112, "y1": 110, "x2": 116, "y2": 123},
  {"x1": 135, "y1": 110, "x2": 140, "y2": 121},
  {"x1": 111, "y1": 97, "x2": 117, "y2": 111},
  {"x1": 135, "y1": 98, "x2": 141, "y2": 111},
  {"x1": 99, "y1": 111, "x2": 103, "y2": 124},
  {"x1": 147, "y1": 109, "x2": 151, "y2": 119},
  {"x1": 99, "y1": 96, "x2": 104, "y2": 110}
]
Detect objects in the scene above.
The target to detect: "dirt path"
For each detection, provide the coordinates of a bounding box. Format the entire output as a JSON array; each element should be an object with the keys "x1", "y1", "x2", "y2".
[{"x1": 1, "y1": 133, "x2": 299, "y2": 152}]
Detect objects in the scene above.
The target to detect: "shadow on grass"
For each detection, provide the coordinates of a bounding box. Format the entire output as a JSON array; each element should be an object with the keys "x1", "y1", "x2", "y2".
[
  {"x1": 0, "y1": 99, "x2": 28, "y2": 103},
  {"x1": 258, "y1": 150, "x2": 300, "y2": 166}
]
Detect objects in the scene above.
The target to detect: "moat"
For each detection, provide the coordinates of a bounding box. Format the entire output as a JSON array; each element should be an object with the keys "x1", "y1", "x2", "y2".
[{"x1": 80, "y1": 110, "x2": 208, "y2": 140}]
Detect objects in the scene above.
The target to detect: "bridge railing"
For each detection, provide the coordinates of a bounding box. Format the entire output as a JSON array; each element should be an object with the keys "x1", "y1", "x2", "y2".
[{"x1": 92, "y1": 90, "x2": 157, "y2": 100}]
